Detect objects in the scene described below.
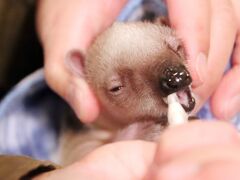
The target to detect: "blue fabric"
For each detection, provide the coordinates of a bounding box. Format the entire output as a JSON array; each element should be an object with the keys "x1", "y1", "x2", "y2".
[
  {"x1": 0, "y1": 70, "x2": 68, "y2": 160},
  {"x1": 0, "y1": 0, "x2": 239, "y2": 161}
]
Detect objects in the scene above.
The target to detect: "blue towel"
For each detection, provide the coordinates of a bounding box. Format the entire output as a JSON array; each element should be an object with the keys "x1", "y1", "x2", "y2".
[{"x1": 0, "y1": 0, "x2": 239, "y2": 161}]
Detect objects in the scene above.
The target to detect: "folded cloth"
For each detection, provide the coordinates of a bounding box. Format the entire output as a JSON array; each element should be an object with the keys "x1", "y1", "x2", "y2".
[{"x1": 0, "y1": 0, "x2": 239, "y2": 161}]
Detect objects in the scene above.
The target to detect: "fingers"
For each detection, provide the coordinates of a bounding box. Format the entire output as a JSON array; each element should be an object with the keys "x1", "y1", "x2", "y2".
[
  {"x1": 147, "y1": 121, "x2": 240, "y2": 180},
  {"x1": 155, "y1": 121, "x2": 239, "y2": 163},
  {"x1": 78, "y1": 141, "x2": 156, "y2": 179},
  {"x1": 44, "y1": 50, "x2": 100, "y2": 123},
  {"x1": 37, "y1": 0, "x2": 127, "y2": 122},
  {"x1": 38, "y1": 122, "x2": 240, "y2": 179},
  {"x1": 195, "y1": 0, "x2": 237, "y2": 95},
  {"x1": 166, "y1": 0, "x2": 238, "y2": 114},
  {"x1": 197, "y1": 0, "x2": 237, "y2": 115},
  {"x1": 42, "y1": 141, "x2": 156, "y2": 180},
  {"x1": 211, "y1": 36, "x2": 240, "y2": 120},
  {"x1": 195, "y1": 0, "x2": 236, "y2": 110},
  {"x1": 211, "y1": 0, "x2": 240, "y2": 120},
  {"x1": 152, "y1": 146, "x2": 240, "y2": 180},
  {"x1": 37, "y1": 0, "x2": 128, "y2": 51},
  {"x1": 166, "y1": 0, "x2": 210, "y2": 87},
  {"x1": 198, "y1": 161, "x2": 240, "y2": 180}
]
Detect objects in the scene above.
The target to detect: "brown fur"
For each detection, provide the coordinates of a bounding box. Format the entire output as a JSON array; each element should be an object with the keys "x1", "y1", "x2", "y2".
[{"x1": 57, "y1": 21, "x2": 191, "y2": 165}]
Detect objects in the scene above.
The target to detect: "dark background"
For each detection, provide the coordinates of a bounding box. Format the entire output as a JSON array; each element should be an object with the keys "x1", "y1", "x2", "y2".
[{"x1": 0, "y1": 1, "x2": 43, "y2": 100}]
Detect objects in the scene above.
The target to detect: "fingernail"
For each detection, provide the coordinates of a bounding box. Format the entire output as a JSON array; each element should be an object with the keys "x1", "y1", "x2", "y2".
[
  {"x1": 224, "y1": 95, "x2": 240, "y2": 120},
  {"x1": 65, "y1": 50, "x2": 85, "y2": 77},
  {"x1": 192, "y1": 52, "x2": 208, "y2": 88},
  {"x1": 152, "y1": 163, "x2": 199, "y2": 180}
]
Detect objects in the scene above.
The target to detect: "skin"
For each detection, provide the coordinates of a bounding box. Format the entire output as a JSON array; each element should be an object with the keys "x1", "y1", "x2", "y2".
[
  {"x1": 58, "y1": 21, "x2": 192, "y2": 165},
  {"x1": 165, "y1": 0, "x2": 240, "y2": 120},
  {"x1": 36, "y1": 0, "x2": 240, "y2": 178},
  {"x1": 36, "y1": 0, "x2": 128, "y2": 123},
  {"x1": 35, "y1": 121, "x2": 240, "y2": 180},
  {"x1": 37, "y1": 0, "x2": 240, "y2": 122}
]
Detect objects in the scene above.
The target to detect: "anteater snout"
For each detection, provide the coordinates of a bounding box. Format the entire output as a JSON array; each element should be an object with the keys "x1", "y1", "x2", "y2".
[{"x1": 159, "y1": 64, "x2": 192, "y2": 96}]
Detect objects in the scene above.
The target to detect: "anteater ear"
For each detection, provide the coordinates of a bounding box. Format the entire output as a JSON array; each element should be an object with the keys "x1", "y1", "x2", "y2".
[
  {"x1": 65, "y1": 50, "x2": 86, "y2": 77},
  {"x1": 154, "y1": 16, "x2": 170, "y2": 27}
]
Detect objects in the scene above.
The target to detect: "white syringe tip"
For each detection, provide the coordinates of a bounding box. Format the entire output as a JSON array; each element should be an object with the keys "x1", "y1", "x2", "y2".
[{"x1": 167, "y1": 93, "x2": 188, "y2": 126}]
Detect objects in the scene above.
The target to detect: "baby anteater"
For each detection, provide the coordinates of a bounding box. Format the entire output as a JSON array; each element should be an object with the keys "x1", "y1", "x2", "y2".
[{"x1": 58, "y1": 21, "x2": 195, "y2": 165}]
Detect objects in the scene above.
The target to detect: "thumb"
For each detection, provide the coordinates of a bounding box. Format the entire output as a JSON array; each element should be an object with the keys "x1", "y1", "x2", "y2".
[
  {"x1": 211, "y1": 65, "x2": 240, "y2": 120},
  {"x1": 37, "y1": 0, "x2": 127, "y2": 122},
  {"x1": 166, "y1": 0, "x2": 210, "y2": 88},
  {"x1": 211, "y1": 36, "x2": 240, "y2": 120},
  {"x1": 45, "y1": 50, "x2": 99, "y2": 123},
  {"x1": 211, "y1": 1, "x2": 240, "y2": 120}
]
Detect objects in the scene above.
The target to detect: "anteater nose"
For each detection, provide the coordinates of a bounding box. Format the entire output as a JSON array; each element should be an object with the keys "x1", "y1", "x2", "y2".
[{"x1": 159, "y1": 64, "x2": 192, "y2": 96}]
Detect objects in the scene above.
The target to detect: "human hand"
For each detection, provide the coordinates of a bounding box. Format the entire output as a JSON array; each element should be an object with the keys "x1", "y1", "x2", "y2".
[
  {"x1": 35, "y1": 121, "x2": 240, "y2": 180},
  {"x1": 166, "y1": 0, "x2": 240, "y2": 120},
  {"x1": 36, "y1": 0, "x2": 127, "y2": 123},
  {"x1": 148, "y1": 120, "x2": 240, "y2": 179}
]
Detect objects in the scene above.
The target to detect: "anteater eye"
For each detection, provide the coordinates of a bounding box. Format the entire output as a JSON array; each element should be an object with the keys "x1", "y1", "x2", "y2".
[
  {"x1": 110, "y1": 86, "x2": 123, "y2": 93},
  {"x1": 107, "y1": 74, "x2": 124, "y2": 95}
]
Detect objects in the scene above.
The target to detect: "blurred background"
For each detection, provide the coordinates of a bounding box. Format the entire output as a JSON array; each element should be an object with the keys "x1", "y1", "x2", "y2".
[{"x1": 0, "y1": 0, "x2": 43, "y2": 100}]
